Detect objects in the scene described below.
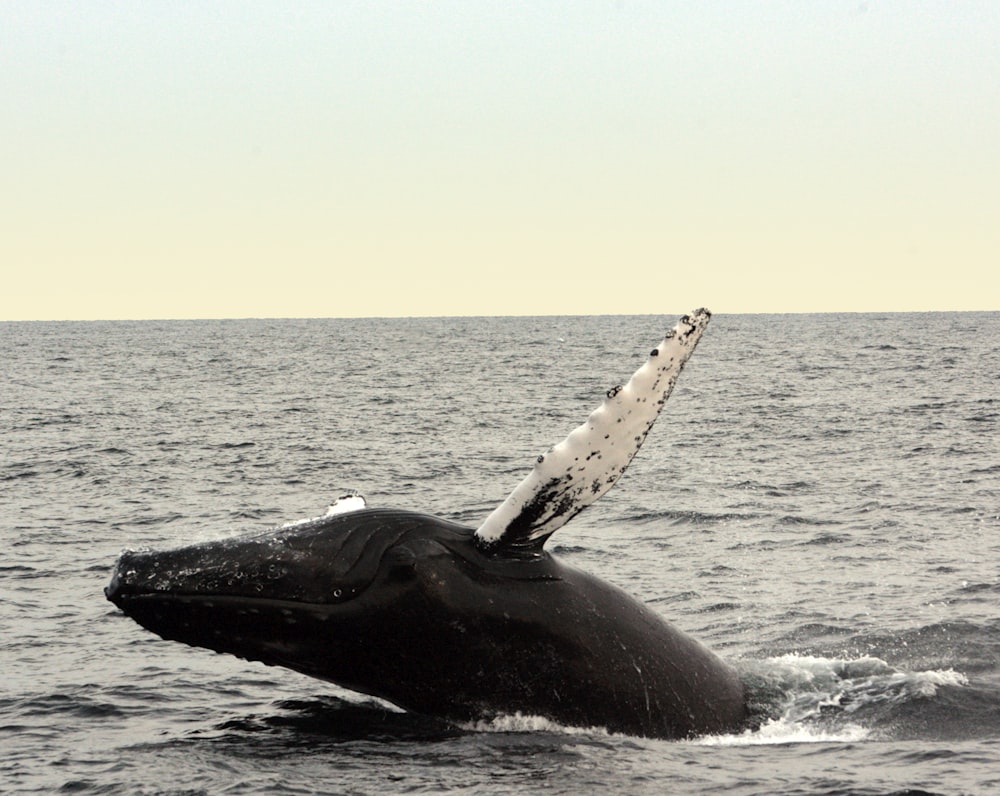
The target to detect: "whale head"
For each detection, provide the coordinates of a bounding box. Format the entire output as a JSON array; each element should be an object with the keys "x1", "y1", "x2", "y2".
[
  {"x1": 105, "y1": 507, "x2": 556, "y2": 712},
  {"x1": 107, "y1": 510, "x2": 468, "y2": 683}
]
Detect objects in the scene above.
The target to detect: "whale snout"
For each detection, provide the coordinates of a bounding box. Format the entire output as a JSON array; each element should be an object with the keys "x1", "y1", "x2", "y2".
[
  {"x1": 104, "y1": 537, "x2": 291, "y2": 610},
  {"x1": 105, "y1": 550, "x2": 138, "y2": 607},
  {"x1": 104, "y1": 548, "x2": 201, "y2": 611},
  {"x1": 104, "y1": 563, "x2": 122, "y2": 604}
]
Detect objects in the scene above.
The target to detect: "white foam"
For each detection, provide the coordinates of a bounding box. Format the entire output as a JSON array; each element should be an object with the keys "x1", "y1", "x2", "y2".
[
  {"x1": 697, "y1": 717, "x2": 871, "y2": 746},
  {"x1": 464, "y1": 712, "x2": 609, "y2": 737},
  {"x1": 752, "y1": 653, "x2": 968, "y2": 699},
  {"x1": 715, "y1": 654, "x2": 970, "y2": 746}
]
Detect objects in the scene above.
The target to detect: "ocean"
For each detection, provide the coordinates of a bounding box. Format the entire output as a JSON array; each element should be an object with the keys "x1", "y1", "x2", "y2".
[{"x1": 2, "y1": 312, "x2": 998, "y2": 795}]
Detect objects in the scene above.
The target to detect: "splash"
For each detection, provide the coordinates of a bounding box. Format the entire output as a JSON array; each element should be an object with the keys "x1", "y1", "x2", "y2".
[
  {"x1": 464, "y1": 712, "x2": 609, "y2": 737},
  {"x1": 701, "y1": 653, "x2": 969, "y2": 746}
]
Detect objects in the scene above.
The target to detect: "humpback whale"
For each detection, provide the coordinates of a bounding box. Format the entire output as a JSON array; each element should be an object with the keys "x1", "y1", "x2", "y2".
[{"x1": 105, "y1": 308, "x2": 747, "y2": 739}]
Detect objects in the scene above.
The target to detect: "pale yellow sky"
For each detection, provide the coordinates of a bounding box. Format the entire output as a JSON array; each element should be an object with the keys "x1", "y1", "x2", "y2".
[{"x1": 3, "y1": 2, "x2": 998, "y2": 321}]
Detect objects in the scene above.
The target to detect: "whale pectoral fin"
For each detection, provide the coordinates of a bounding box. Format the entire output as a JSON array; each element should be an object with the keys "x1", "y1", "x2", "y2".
[{"x1": 474, "y1": 309, "x2": 711, "y2": 554}]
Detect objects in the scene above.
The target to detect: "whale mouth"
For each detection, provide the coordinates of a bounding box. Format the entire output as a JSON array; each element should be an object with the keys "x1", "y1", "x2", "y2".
[
  {"x1": 107, "y1": 588, "x2": 338, "y2": 617},
  {"x1": 105, "y1": 558, "x2": 348, "y2": 677}
]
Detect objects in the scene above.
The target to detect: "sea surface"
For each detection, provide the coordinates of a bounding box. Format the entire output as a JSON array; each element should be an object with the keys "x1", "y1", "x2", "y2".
[{"x1": 2, "y1": 312, "x2": 998, "y2": 795}]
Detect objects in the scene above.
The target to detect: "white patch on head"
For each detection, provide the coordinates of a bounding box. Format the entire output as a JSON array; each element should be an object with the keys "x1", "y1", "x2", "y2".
[
  {"x1": 325, "y1": 493, "x2": 367, "y2": 516},
  {"x1": 279, "y1": 493, "x2": 367, "y2": 530},
  {"x1": 475, "y1": 309, "x2": 711, "y2": 550}
]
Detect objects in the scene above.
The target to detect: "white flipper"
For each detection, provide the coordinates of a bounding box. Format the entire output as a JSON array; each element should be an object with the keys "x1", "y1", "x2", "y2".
[{"x1": 475, "y1": 309, "x2": 711, "y2": 552}]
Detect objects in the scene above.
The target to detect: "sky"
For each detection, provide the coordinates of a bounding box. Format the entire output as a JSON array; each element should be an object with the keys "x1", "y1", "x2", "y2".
[{"x1": 3, "y1": 1, "x2": 998, "y2": 321}]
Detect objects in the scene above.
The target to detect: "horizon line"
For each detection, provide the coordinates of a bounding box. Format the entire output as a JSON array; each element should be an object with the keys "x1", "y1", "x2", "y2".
[{"x1": 2, "y1": 308, "x2": 996, "y2": 324}]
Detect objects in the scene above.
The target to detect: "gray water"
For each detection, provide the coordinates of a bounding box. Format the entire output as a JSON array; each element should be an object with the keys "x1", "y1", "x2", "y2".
[{"x1": 2, "y1": 312, "x2": 998, "y2": 794}]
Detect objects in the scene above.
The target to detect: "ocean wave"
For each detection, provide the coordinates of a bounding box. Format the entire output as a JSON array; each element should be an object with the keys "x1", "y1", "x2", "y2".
[{"x1": 626, "y1": 509, "x2": 760, "y2": 526}]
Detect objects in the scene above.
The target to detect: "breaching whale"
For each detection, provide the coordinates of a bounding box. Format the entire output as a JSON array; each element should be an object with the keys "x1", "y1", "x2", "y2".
[{"x1": 105, "y1": 308, "x2": 747, "y2": 739}]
